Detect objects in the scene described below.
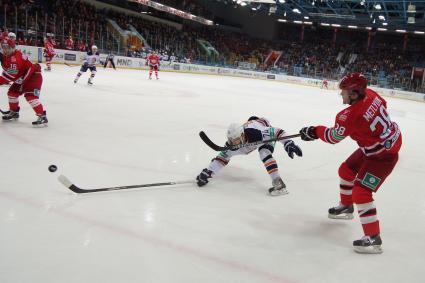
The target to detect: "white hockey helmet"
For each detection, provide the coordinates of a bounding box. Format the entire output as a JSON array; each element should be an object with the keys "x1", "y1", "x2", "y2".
[
  {"x1": 91, "y1": 45, "x2": 98, "y2": 51},
  {"x1": 227, "y1": 123, "x2": 245, "y2": 145},
  {"x1": 8, "y1": 32, "x2": 16, "y2": 40}
]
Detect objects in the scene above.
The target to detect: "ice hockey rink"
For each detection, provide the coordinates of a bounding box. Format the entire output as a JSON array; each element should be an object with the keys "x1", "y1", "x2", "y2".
[{"x1": 1, "y1": 64, "x2": 424, "y2": 283}]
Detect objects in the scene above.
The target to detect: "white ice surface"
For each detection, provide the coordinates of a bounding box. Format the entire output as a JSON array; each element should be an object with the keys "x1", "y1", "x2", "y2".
[{"x1": 1, "y1": 65, "x2": 425, "y2": 283}]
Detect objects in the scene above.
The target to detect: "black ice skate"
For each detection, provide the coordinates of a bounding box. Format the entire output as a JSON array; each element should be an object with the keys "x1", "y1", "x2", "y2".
[
  {"x1": 87, "y1": 79, "x2": 93, "y2": 86},
  {"x1": 353, "y1": 235, "x2": 383, "y2": 254},
  {"x1": 74, "y1": 78, "x2": 78, "y2": 84},
  {"x1": 32, "y1": 111, "x2": 48, "y2": 127},
  {"x1": 328, "y1": 203, "x2": 354, "y2": 220},
  {"x1": 2, "y1": 109, "x2": 19, "y2": 121},
  {"x1": 268, "y1": 177, "x2": 288, "y2": 196}
]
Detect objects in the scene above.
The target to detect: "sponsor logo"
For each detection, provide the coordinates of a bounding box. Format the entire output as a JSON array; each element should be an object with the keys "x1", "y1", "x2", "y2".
[
  {"x1": 38, "y1": 48, "x2": 43, "y2": 63},
  {"x1": 54, "y1": 53, "x2": 64, "y2": 59},
  {"x1": 117, "y1": 58, "x2": 132, "y2": 66},
  {"x1": 64, "y1": 53, "x2": 77, "y2": 61},
  {"x1": 218, "y1": 68, "x2": 230, "y2": 74},
  {"x1": 307, "y1": 79, "x2": 321, "y2": 86},
  {"x1": 267, "y1": 74, "x2": 276, "y2": 80},
  {"x1": 19, "y1": 49, "x2": 33, "y2": 57},
  {"x1": 361, "y1": 173, "x2": 381, "y2": 191}
]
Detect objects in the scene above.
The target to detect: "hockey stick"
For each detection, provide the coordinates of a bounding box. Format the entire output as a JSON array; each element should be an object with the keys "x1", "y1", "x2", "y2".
[
  {"x1": 58, "y1": 175, "x2": 195, "y2": 194},
  {"x1": 64, "y1": 62, "x2": 76, "y2": 67},
  {"x1": 199, "y1": 131, "x2": 301, "y2": 151}
]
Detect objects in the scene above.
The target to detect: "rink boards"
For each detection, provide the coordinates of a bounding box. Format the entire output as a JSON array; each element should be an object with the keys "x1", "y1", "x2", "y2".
[{"x1": 16, "y1": 45, "x2": 425, "y2": 103}]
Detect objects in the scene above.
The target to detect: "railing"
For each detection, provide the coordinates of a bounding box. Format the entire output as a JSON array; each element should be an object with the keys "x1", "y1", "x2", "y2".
[{"x1": 2, "y1": 5, "x2": 120, "y2": 53}]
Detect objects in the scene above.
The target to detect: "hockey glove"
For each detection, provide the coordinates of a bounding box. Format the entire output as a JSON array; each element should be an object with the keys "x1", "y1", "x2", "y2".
[
  {"x1": 300, "y1": 126, "x2": 318, "y2": 141},
  {"x1": 196, "y1": 168, "x2": 213, "y2": 187},
  {"x1": 284, "y1": 140, "x2": 303, "y2": 159}
]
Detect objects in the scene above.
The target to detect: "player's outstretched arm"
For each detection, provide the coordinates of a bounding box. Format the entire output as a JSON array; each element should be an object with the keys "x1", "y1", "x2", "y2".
[{"x1": 299, "y1": 126, "x2": 318, "y2": 141}]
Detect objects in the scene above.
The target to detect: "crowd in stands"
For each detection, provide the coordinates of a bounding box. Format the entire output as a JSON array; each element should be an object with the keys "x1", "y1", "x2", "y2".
[{"x1": 0, "y1": 0, "x2": 424, "y2": 92}]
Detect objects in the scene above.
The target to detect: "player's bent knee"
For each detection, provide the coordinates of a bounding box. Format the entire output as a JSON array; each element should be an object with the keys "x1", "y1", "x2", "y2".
[
  {"x1": 352, "y1": 185, "x2": 373, "y2": 204},
  {"x1": 338, "y1": 162, "x2": 356, "y2": 182},
  {"x1": 259, "y1": 144, "x2": 274, "y2": 156}
]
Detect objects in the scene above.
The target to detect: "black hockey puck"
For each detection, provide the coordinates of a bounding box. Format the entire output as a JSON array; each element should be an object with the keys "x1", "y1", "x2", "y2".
[{"x1": 48, "y1": 165, "x2": 57, "y2": 173}]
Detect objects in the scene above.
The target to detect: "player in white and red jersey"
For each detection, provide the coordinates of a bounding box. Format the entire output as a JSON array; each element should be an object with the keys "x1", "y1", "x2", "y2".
[
  {"x1": 299, "y1": 72, "x2": 402, "y2": 254},
  {"x1": 0, "y1": 37, "x2": 47, "y2": 126},
  {"x1": 44, "y1": 36, "x2": 55, "y2": 71},
  {"x1": 146, "y1": 51, "x2": 160, "y2": 79},
  {"x1": 196, "y1": 116, "x2": 302, "y2": 196}
]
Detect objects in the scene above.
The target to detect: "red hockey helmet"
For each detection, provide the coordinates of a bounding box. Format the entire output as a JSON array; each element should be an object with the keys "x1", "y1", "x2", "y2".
[
  {"x1": 339, "y1": 72, "x2": 368, "y2": 91},
  {"x1": 1, "y1": 37, "x2": 16, "y2": 49}
]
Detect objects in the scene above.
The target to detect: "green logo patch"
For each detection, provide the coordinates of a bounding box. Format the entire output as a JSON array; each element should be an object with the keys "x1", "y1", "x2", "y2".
[{"x1": 361, "y1": 173, "x2": 381, "y2": 191}]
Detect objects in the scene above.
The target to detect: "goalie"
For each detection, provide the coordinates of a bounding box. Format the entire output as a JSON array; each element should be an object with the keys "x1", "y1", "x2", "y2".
[{"x1": 196, "y1": 116, "x2": 302, "y2": 196}]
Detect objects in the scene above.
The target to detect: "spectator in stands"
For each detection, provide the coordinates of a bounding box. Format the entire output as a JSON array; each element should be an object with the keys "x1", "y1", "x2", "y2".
[{"x1": 65, "y1": 36, "x2": 74, "y2": 50}]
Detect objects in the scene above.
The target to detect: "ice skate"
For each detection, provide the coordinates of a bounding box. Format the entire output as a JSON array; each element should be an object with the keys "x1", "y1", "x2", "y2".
[
  {"x1": 353, "y1": 235, "x2": 383, "y2": 254},
  {"x1": 268, "y1": 177, "x2": 288, "y2": 196},
  {"x1": 32, "y1": 111, "x2": 48, "y2": 127},
  {"x1": 2, "y1": 109, "x2": 19, "y2": 121},
  {"x1": 328, "y1": 203, "x2": 354, "y2": 220}
]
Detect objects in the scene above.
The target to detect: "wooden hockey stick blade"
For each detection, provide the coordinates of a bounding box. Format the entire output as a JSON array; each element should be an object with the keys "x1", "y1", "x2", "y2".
[
  {"x1": 58, "y1": 175, "x2": 194, "y2": 194},
  {"x1": 199, "y1": 131, "x2": 301, "y2": 151}
]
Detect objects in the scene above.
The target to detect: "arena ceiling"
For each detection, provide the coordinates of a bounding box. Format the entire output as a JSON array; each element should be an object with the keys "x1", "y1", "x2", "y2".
[{"x1": 215, "y1": 0, "x2": 425, "y2": 31}]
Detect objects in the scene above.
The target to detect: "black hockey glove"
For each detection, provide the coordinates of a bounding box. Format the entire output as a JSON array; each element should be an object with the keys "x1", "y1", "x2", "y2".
[
  {"x1": 196, "y1": 168, "x2": 213, "y2": 187},
  {"x1": 300, "y1": 126, "x2": 318, "y2": 141},
  {"x1": 284, "y1": 140, "x2": 303, "y2": 159}
]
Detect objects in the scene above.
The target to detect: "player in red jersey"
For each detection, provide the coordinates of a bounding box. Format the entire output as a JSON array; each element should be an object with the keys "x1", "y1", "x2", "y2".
[
  {"x1": 299, "y1": 73, "x2": 402, "y2": 254},
  {"x1": 44, "y1": 36, "x2": 55, "y2": 71},
  {"x1": 146, "y1": 51, "x2": 160, "y2": 80},
  {"x1": 0, "y1": 37, "x2": 48, "y2": 126}
]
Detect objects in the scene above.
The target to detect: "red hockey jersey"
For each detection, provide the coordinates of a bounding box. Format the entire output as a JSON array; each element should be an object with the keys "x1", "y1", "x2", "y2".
[
  {"x1": 315, "y1": 88, "x2": 401, "y2": 156},
  {"x1": 0, "y1": 49, "x2": 41, "y2": 85},
  {"x1": 147, "y1": 54, "x2": 160, "y2": 66},
  {"x1": 44, "y1": 41, "x2": 55, "y2": 56}
]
